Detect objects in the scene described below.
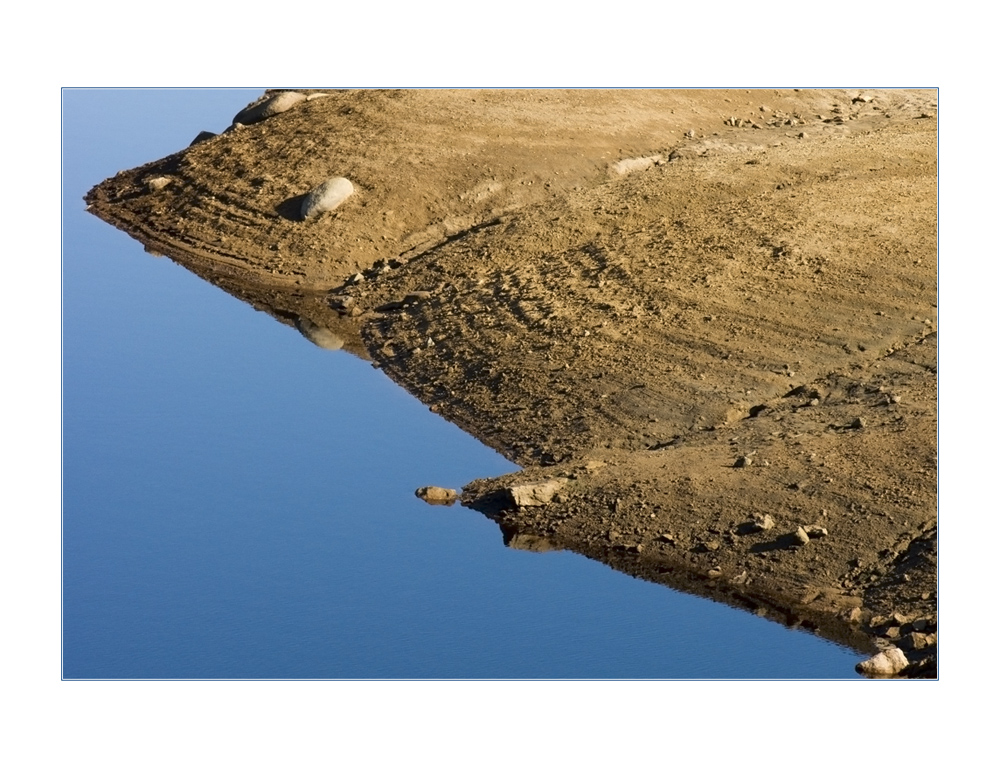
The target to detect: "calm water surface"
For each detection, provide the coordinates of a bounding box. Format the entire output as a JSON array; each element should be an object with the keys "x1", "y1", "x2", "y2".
[{"x1": 62, "y1": 89, "x2": 864, "y2": 678}]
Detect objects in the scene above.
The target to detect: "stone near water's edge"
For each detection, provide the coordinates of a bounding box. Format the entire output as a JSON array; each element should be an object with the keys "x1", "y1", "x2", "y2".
[
  {"x1": 856, "y1": 646, "x2": 909, "y2": 677},
  {"x1": 507, "y1": 479, "x2": 567, "y2": 508},
  {"x1": 416, "y1": 486, "x2": 458, "y2": 505},
  {"x1": 301, "y1": 177, "x2": 355, "y2": 220}
]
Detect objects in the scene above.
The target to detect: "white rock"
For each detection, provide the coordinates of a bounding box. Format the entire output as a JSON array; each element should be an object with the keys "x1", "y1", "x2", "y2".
[
  {"x1": 856, "y1": 647, "x2": 909, "y2": 677},
  {"x1": 232, "y1": 91, "x2": 306, "y2": 126},
  {"x1": 146, "y1": 176, "x2": 172, "y2": 191},
  {"x1": 612, "y1": 155, "x2": 663, "y2": 175},
  {"x1": 301, "y1": 177, "x2": 355, "y2": 220}
]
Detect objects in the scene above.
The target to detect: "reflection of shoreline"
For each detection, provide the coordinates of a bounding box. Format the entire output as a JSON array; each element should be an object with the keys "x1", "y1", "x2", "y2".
[
  {"x1": 147, "y1": 249, "x2": 371, "y2": 361},
  {"x1": 487, "y1": 504, "x2": 875, "y2": 661}
]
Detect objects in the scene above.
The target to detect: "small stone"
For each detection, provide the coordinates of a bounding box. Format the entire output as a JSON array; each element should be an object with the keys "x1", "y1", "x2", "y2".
[
  {"x1": 734, "y1": 455, "x2": 753, "y2": 468},
  {"x1": 415, "y1": 486, "x2": 458, "y2": 505},
  {"x1": 851, "y1": 417, "x2": 866, "y2": 429},
  {"x1": 803, "y1": 524, "x2": 828, "y2": 539},
  {"x1": 899, "y1": 632, "x2": 930, "y2": 652},
  {"x1": 705, "y1": 540, "x2": 721, "y2": 551},
  {"x1": 751, "y1": 514, "x2": 775, "y2": 532},
  {"x1": 856, "y1": 647, "x2": 908, "y2": 677},
  {"x1": 847, "y1": 606, "x2": 864, "y2": 623},
  {"x1": 146, "y1": 176, "x2": 171, "y2": 192},
  {"x1": 792, "y1": 527, "x2": 810, "y2": 546},
  {"x1": 301, "y1": 177, "x2": 355, "y2": 220},
  {"x1": 708, "y1": 567, "x2": 723, "y2": 579},
  {"x1": 809, "y1": 398, "x2": 820, "y2": 407},
  {"x1": 328, "y1": 295, "x2": 355, "y2": 313}
]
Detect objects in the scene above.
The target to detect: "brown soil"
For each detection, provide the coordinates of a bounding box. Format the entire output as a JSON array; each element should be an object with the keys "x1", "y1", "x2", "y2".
[{"x1": 86, "y1": 89, "x2": 938, "y2": 677}]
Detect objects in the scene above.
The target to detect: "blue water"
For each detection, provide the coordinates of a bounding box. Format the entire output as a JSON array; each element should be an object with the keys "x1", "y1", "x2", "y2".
[{"x1": 62, "y1": 89, "x2": 864, "y2": 678}]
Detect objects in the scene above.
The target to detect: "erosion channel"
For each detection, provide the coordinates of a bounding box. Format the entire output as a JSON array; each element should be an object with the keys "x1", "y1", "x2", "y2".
[{"x1": 85, "y1": 89, "x2": 939, "y2": 678}]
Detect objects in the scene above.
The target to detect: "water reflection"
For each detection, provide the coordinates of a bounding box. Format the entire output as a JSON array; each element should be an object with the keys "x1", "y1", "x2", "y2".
[
  {"x1": 120, "y1": 259, "x2": 873, "y2": 667},
  {"x1": 485, "y1": 502, "x2": 873, "y2": 656},
  {"x1": 294, "y1": 316, "x2": 344, "y2": 351}
]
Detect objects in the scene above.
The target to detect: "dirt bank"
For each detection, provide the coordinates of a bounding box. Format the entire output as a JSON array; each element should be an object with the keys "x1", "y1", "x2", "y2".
[{"x1": 85, "y1": 89, "x2": 938, "y2": 677}]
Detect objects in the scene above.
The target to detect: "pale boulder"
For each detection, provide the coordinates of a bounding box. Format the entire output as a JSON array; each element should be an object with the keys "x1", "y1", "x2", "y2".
[
  {"x1": 507, "y1": 479, "x2": 567, "y2": 507},
  {"x1": 232, "y1": 91, "x2": 306, "y2": 126},
  {"x1": 856, "y1": 647, "x2": 909, "y2": 677},
  {"x1": 301, "y1": 177, "x2": 355, "y2": 220}
]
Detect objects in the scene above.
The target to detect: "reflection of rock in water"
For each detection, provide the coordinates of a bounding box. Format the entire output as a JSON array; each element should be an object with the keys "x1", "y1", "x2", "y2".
[
  {"x1": 501, "y1": 526, "x2": 562, "y2": 553},
  {"x1": 472, "y1": 489, "x2": 880, "y2": 666},
  {"x1": 294, "y1": 316, "x2": 344, "y2": 351}
]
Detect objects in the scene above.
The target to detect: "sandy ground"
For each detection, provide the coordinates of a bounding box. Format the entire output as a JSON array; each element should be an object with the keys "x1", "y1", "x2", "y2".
[{"x1": 86, "y1": 89, "x2": 938, "y2": 677}]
